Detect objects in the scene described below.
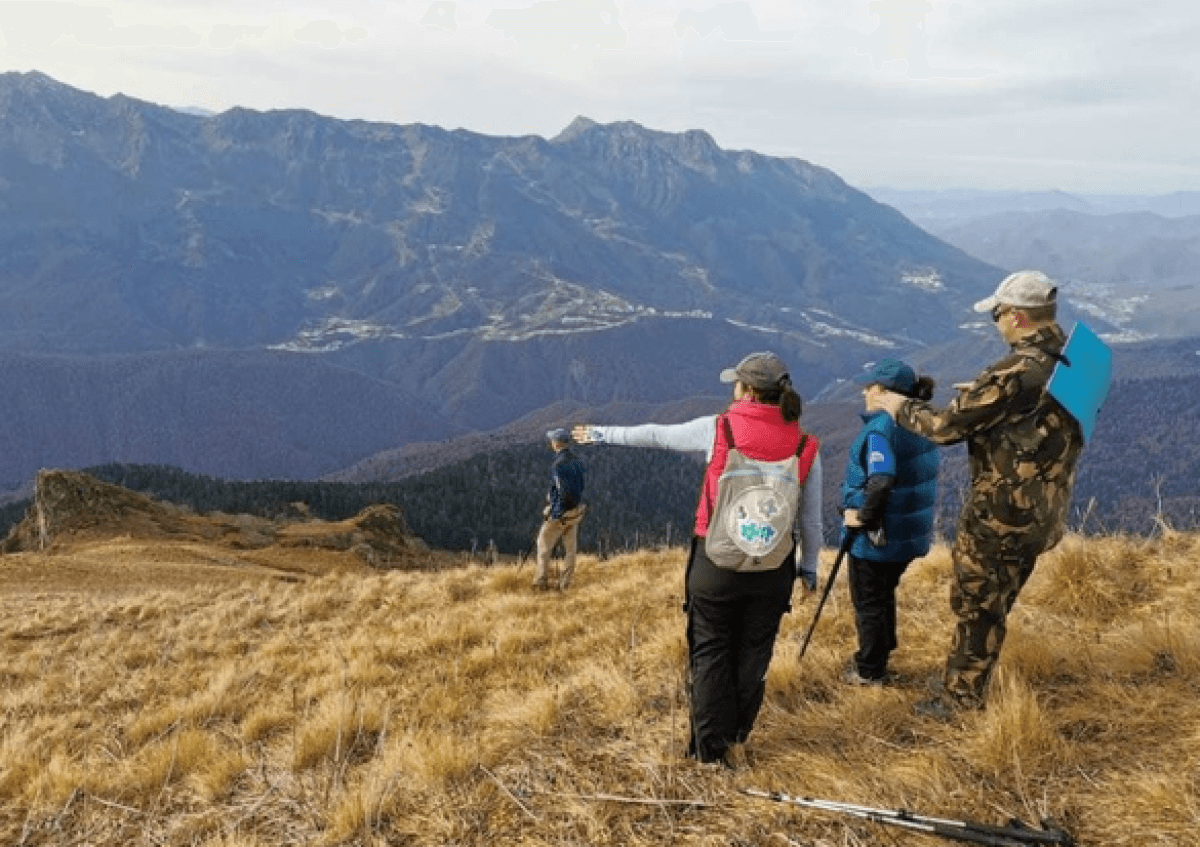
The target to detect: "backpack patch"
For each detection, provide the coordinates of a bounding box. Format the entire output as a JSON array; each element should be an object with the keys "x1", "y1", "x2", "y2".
[{"x1": 730, "y1": 483, "x2": 789, "y2": 549}]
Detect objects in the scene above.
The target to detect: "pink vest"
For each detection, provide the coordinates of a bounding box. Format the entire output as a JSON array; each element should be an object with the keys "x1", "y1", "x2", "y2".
[{"x1": 694, "y1": 398, "x2": 819, "y2": 537}]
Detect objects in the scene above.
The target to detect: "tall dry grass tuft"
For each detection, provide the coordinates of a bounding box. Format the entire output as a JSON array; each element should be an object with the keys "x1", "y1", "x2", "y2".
[
  {"x1": 292, "y1": 691, "x2": 388, "y2": 772},
  {"x1": 963, "y1": 672, "x2": 1075, "y2": 781},
  {"x1": 1028, "y1": 534, "x2": 1156, "y2": 621},
  {"x1": 21, "y1": 749, "x2": 86, "y2": 813},
  {"x1": 2, "y1": 531, "x2": 1199, "y2": 845}
]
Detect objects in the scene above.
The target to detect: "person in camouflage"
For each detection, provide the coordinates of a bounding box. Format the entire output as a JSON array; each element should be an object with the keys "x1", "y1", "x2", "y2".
[{"x1": 878, "y1": 270, "x2": 1084, "y2": 717}]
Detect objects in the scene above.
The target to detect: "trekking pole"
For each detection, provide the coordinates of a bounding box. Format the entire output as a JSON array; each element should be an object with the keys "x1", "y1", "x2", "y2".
[
  {"x1": 518, "y1": 523, "x2": 541, "y2": 573},
  {"x1": 798, "y1": 530, "x2": 856, "y2": 659},
  {"x1": 742, "y1": 789, "x2": 1075, "y2": 847}
]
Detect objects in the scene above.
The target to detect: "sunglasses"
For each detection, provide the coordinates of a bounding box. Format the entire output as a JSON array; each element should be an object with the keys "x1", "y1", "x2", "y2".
[{"x1": 991, "y1": 305, "x2": 1012, "y2": 323}]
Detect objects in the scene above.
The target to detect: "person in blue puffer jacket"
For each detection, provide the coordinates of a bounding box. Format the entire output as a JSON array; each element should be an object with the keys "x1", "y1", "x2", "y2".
[{"x1": 839, "y1": 358, "x2": 939, "y2": 685}]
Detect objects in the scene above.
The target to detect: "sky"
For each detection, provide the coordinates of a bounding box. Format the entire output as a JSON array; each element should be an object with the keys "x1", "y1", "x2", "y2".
[{"x1": 0, "y1": 0, "x2": 1197, "y2": 195}]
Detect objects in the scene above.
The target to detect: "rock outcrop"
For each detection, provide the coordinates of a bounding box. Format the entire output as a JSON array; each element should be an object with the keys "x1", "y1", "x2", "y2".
[{"x1": 2, "y1": 470, "x2": 425, "y2": 568}]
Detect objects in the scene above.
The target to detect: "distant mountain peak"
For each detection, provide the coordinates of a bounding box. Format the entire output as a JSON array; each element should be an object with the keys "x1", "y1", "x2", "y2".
[
  {"x1": 0, "y1": 68, "x2": 90, "y2": 110},
  {"x1": 548, "y1": 116, "x2": 733, "y2": 183},
  {"x1": 553, "y1": 115, "x2": 600, "y2": 143},
  {"x1": 1, "y1": 69, "x2": 60, "y2": 91},
  {"x1": 553, "y1": 116, "x2": 713, "y2": 149}
]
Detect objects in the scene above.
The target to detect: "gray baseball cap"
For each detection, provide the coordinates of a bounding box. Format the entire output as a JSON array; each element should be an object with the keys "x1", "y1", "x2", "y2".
[
  {"x1": 974, "y1": 270, "x2": 1058, "y2": 313},
  {"x1": 720, "y1": 351, "x2": 790, "y2": 390}
]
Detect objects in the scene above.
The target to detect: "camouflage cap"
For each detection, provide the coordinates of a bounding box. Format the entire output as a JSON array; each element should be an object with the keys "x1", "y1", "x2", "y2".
[
  {"x1": 974, "y1": 270, "x2": 1058, "y2": 313},
  {"x1": 719, "y1": 351, "x2": 790, "y2": 390}
]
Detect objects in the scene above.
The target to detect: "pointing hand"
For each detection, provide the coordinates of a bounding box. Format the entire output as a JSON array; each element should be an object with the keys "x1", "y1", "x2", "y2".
[{"x1": 572, "y1": 424, "x2": 603, "y2": 444}]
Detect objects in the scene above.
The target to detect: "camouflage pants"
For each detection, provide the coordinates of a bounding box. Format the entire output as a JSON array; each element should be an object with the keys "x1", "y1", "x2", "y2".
[{"x1": 942, "y1": 535, "x2": 1038, "y2": 705}]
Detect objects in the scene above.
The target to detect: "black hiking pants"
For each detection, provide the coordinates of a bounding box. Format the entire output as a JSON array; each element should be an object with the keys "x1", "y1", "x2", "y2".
[
  {"x1": 685, "y1": 539, "x2": 793, "y2": 764},
  {"x1": 847, "y1": 553, "x2": 911, "y2": 680}
]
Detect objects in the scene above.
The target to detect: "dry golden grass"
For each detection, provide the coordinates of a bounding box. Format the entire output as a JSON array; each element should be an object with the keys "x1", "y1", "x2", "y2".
[{"x1": 2, "y1": 529, "x2": 1199, "y2": 845}]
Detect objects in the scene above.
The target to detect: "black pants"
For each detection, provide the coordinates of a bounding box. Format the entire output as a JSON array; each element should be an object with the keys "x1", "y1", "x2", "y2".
[
  {"x1": 685, "y1": 541, "x2": 793, "y2": 764},
  {"x1": 847, "y1": 554, "x2": 911, "y2": 680}
]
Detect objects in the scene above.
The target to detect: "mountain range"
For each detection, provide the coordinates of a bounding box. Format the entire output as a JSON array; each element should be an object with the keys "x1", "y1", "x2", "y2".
[
  {"x1": 864, "y1": 187, "x2": 1200, "y2": 227},
  {"x1": 1, "y1": 70, "x2": 1004, "y2": 356},
  {"x1": 868, "y1": 188, "x2": 1200, "y2": 342},
  {"x1": 2, "y1": 71, "x2": 1196, "y2": 502},
  {"x1": 0, "y1": 70, "x2": 1041, "y2": 488}
]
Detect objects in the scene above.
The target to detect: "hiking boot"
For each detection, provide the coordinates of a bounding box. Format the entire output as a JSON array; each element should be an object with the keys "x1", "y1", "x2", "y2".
[
  {"x1": 841, "y1": 660, "x2": 884, "y2": 687},
  {"x1": 685, "y1": 737, "x2": 736, "y2": 769},
  {"x1": 913, "y1": 696, "x2": 956, "y2": 722},
  {"x1": 531, "y1": 579, "x2": 548, "y2": 591}
]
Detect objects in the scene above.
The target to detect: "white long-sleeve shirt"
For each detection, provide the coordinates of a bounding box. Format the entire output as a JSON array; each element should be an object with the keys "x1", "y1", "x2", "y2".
[{"x1": 590, "y1": 416, "x2": 824, "y2": 581}]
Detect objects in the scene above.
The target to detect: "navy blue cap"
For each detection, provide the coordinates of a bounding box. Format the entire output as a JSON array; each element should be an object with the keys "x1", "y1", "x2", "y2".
[
  {"x1": 546, "y1": 428, "x2": 570, "y2": 443},
  {"x1": 853, "y1": 359, "x2": 917, "y2": 394}
]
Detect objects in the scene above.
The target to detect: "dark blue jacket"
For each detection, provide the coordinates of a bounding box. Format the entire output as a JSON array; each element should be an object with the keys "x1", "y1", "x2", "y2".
[
  {"x1": 548, "y1": 448, "x2": 585, "y2": 518},
  {"x1": 840, "y1": 411, "x2": 939, "y2": 562}
]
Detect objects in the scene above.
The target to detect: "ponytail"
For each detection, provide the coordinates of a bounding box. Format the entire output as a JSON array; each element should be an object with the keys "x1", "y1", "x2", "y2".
[
  {"x1": 779, "y1": 386, "x2": 802, "y2": 423},
  {"x1": 753, "y1": 376, "x2": 803, "y2": 423},
  {"x1": 908, "y1": 376, "x2": 936, "y2": 403}
]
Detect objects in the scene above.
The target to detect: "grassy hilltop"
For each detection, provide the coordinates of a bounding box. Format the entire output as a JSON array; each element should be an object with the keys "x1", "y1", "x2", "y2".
[{"x1": 1, "y1": 517, "x2": 1198, "y2": 845}]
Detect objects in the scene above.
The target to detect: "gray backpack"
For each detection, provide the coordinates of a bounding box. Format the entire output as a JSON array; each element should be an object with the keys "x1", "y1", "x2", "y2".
[{"x1": 705, "y1": 416, "x2": 813, "y2": 572}]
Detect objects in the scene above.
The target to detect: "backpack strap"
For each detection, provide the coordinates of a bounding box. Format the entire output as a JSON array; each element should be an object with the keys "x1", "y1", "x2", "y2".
[
  {"x1": 795, "y1": 430, "x2": 820, "y2": 485},
  {"x1": 694, "y1": 414, "x2": 733, "y2": 522},
  {"x1": 721, "y1": 415, "x2": 737, "y2": 451}
]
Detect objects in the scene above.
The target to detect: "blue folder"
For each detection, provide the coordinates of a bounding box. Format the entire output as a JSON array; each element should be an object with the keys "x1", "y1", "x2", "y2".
[{"x1": 1046, "y1": 322, "x2": 1112, "y2": 442}]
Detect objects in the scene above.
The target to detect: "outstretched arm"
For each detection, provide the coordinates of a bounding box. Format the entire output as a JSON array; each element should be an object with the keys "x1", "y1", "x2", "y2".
[{"x1": 574, "y1": 416, "x2": 719, "y2": 460}]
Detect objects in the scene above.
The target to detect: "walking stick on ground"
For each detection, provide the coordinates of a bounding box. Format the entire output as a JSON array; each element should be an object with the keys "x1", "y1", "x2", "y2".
[
  {"x1": 742, "y1": 788, "x2": 1075, "y2": 846},
  {"x1": 798, "y1": 531, "x2": 856, "y2": 659}
]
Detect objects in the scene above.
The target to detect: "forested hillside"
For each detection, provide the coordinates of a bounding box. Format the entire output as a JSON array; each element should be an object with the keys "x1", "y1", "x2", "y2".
[
  {"x1": 2, "y1": 373, "x2": 1193, "y2": 554},
  {"x1": 341, "y1": 443, "x2": 706, "y2": 554},
  {"x1": 1072, "y1": 375, "x2": 1200, "y2": 531},
  {"x1": 0, "y1": 449, "x2": 704, "y2": 556}
]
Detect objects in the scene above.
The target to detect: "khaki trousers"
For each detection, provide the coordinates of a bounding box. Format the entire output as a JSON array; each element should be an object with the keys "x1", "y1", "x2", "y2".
[{"x1": 534, "y1": 505, "x2": 586, "y2": 589}]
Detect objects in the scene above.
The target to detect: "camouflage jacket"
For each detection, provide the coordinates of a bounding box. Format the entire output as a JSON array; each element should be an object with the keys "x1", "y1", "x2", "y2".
[{"x1": 897, "y1": 324, "x2": 1084, "y2": 556}]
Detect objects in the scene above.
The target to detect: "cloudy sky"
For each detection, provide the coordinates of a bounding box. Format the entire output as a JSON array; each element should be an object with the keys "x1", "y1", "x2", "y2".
[{"x1": 0, "y1": 0, "x2": 1196, "y2": 194}]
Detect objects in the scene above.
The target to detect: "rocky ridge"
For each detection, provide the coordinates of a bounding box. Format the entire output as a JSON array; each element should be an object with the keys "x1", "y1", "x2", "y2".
[{"x1": 2, "y1": 470, "x2": 426, "y2": 568}]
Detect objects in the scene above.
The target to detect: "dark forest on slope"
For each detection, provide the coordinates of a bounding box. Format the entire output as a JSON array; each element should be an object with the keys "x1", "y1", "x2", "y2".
[
  {"x1": 0, "y1": 448, "x2": 704, "y2": 556},
  {"x1": 1, "y1": 375, "x2": 1195, "y2": 554}
]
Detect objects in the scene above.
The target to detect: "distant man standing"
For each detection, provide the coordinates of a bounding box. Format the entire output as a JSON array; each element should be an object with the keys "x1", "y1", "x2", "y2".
[
  {"x1": 534, "y1": 428, "x2": 587, "y2": 591},
  {"x1": 878, "y1": 271, "x2": 1084, "y2": 717}
]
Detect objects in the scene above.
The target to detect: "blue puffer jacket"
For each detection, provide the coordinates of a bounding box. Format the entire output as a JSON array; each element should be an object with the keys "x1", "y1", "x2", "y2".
[{"x1": 840, "y1": 411, "x2": 939, "y2": 562}]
